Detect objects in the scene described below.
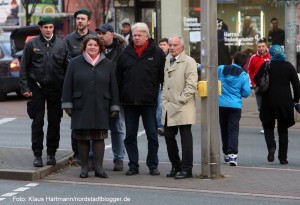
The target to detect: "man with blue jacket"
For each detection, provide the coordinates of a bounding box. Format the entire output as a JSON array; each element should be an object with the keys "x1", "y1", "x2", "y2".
[{"x1": 218, "y1": 51, "x2": 251, "y2": 166}]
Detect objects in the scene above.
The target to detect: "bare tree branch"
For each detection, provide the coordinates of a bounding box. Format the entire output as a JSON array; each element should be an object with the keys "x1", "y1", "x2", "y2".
[{"x1": 20, "y1": 0, "x2": 39, "y2": 25}]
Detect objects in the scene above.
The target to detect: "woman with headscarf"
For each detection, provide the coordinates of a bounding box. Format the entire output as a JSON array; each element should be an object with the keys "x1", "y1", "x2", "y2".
[{"x1": 254, "y1": 45, "x2": 300, "y2": 165}]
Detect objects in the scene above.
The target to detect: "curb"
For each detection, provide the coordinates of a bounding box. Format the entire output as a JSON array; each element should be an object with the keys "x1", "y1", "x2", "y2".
[{"x1": 0, "y1": 153, "x2": 73, "y2": 181}]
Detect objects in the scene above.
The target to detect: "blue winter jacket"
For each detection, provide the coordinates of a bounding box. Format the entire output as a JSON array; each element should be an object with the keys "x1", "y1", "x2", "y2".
[{"x1": 218, "y1": 63, "x2": 251, "y2": 109}]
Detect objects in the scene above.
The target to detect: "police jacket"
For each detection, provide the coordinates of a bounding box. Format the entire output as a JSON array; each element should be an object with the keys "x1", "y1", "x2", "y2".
[
  {"x1": 116, "y1": 38, "x2": 165, "y2": 105},
  {"x1": 64, "y1": 30, "x2": 97, "y2": 59},
  {"x1": 19, "y1": 34, "x2": 69, "y2": 93}
]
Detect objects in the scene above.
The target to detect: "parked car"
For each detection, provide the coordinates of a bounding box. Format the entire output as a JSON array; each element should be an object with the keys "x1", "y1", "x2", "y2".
[
  {"x1": 0, "y1": 25, "x2": 40, "y2": 101},
  {"x1": 0, "y1": 32, "x2": 21, "y2": 101}
]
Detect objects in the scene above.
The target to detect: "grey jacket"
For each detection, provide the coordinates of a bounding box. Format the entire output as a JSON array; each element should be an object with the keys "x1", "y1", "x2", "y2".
[{"x1": 64, "y1": 30, "x2": 97, "y2": 59}]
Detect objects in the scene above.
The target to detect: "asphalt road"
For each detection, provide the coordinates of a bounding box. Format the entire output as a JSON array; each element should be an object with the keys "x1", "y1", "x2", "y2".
[{"x1": 0, "y1": 179, "x2": 299, "y2": 205}]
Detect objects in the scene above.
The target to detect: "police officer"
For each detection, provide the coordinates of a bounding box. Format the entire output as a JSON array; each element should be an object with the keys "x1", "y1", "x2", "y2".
[
  {"x1": 64, "y1": 9, "x2": 97, "y2": 162},
  {"x1": 19, "y1": 16, "x2": 69, "y2": 167}
]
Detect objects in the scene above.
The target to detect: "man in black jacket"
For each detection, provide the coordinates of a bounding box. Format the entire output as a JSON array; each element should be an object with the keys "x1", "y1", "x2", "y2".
[
  {"x1": 267, "y1": 17, "x2": 285, "y2": 46},
  {"x1": 19, "y1": 16, "x2": 69, "y2": 167},
  {"x1": 96, "y1": 24, "x2": 125, "y2": 171},
  {"x1": 116, "y1": 22, "x2": 165, "y2": 176}
]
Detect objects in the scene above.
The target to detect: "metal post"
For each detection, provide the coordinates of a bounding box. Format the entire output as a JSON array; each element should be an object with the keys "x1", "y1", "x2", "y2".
[
  {"x1": 200, "y1": 0, "x2": 221, "y2": 178},
  {"x1": 285, "y1": 1, "x2": 297, "y2": 68}
]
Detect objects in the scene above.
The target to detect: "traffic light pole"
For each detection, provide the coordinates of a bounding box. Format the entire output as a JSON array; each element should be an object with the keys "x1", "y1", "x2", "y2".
[{"x1": 200, "y1": 0, "x2": 221, "y2": 179}]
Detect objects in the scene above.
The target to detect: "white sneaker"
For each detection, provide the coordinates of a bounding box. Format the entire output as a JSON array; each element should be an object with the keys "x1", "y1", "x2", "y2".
[
  {"x1": 260, "y1": 130, "x2": 264, "y2": 134},
  {"x1": 224, "y1": 154, "x2": 229, "y2": 164},
  {"x1": 228, "y1": 154, "x2": 237, "y2": 166}
]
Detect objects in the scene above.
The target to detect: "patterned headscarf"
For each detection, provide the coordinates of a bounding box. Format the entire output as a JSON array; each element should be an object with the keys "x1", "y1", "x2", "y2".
[{"x1": 269, "y1": 45, "x2": 286, "y2": 61}]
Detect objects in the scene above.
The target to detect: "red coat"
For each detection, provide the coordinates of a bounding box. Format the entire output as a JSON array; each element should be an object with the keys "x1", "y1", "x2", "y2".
[{"x1": 247, "y1": 51, "x2": 270, "y2": 86}]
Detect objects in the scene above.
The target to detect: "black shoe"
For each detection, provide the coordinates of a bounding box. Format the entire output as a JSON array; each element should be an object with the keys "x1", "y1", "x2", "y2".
[
  {"x1": 47, "y1": 155, "x2": 56, "y2": 165},
  {"x1": 157, "y1": 128, "x2": 164, "y2": 136},
  {"x1": 33, "y1": 156, "x2": 43, "y2": 167},
  {"x1": 95, "y1": 171, "x2": 108, "y2": 178},
  {"x1": 125, "y1": 168, "x2": 139, "y2": 176},
  {"x1": 267, "y1": 149, "x2": 275, "y2": 162},
  {"x1": 88, "y1": 157, "x2": 95, "y2": 171},
  {"x1": 79, "y1": 172, "x2": 88, "y2": 178},
  {"x1": 279, "y1": 159, "x2": 288, "y2": 165},
  {"x1": 149, "y1": 168, "x2": 160, "y2": 176},
  {"x1": 73, "y1": 154, "x2": 81, "y2": 165},
  {"x1": 166, "y1": 168, "x2": 179, "y2": 177},
  {"x1": 113, "y1": 160, "x2": 124, "y2": 171},
  {"x1": 174, "y1": 171, "x2": 193, "y2": 179}
]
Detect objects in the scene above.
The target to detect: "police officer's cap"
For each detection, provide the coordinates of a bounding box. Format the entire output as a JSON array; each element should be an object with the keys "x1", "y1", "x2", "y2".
[
  {"x1": 38, "y1": 16, "x2": 55, "y2": 26},
  {"x1": 74, "y1": 9, "x2": 92, "y2": 19}
]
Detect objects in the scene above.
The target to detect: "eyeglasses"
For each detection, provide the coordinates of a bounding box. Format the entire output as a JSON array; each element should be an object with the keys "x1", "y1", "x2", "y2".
[{"x1": 257, "y1": 37, "x2": 266, "y2": 44}]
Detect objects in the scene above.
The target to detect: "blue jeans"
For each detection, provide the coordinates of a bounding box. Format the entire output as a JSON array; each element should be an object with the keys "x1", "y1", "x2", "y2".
[
  {"x1": 156, "y1": 88, "x2": 163, "y2": 129},
  {"x1": 219, "y1": 107, "x2": 241, "y2": 155},
  {"x1": 124, "y1": 105, "x2": 159, "y2": 169},
  {"x1": 109, "y1": 108, "x2": 125, "y2": 162}
]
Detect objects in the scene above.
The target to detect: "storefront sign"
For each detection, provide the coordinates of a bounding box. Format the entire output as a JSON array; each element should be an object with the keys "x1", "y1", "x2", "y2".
[
  {"x1": 223, "y1": 31, "x2": 259, "y2": 46},
  {"x1": 28, "y1": 0, "x2": 61, "y2": 13}
]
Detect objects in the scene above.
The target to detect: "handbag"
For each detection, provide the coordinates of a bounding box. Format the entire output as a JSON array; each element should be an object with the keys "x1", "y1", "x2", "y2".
[{"x1": 255, "y1": 61, "x2": 270, "y2": 95}]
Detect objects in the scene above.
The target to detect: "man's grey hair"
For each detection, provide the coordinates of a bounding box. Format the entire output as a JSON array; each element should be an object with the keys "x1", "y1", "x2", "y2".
[
  {"x1": 168, "y1": 35, "x2": 185, "y2": 45},
  {"x1": 131, "y1": 22, "x2": 150, "y2": 38}
]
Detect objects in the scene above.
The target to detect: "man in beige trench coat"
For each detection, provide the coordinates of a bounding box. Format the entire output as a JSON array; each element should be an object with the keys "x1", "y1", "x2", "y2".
[{"x1": 162, "y1": 35, "x2": 198, "y2": 179}]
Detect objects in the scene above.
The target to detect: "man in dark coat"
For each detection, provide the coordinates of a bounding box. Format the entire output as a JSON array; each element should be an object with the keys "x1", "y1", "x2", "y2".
[
  {"x1": 267, "y1": 18, "x2": 285, "y2": 46},
  {"x1": 19, "y1": 16, "x2": 69, "y2": 167},
  {"x1": 116, "y1": 22, "x2": 165, "y2": 176},
  {"x1": 96, "y1": 23, "x2": 126, "y2": 171},
  {"x1": 254, "y1": 45, "x2": 300, "y2": 165}
]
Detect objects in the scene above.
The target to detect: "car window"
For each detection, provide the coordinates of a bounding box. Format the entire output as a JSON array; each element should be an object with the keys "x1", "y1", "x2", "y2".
[
  {"x1": 0, "y1": 42, "x2": 11, "y2": 59},
  {"x1": 2, "y1": 42, "x2": 11, "y2": 55}
]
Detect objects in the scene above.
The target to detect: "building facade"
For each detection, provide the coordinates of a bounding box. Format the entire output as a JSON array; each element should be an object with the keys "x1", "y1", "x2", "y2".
[{"x1": 114, "y1": 0, "x2": 300, "y2": 71}]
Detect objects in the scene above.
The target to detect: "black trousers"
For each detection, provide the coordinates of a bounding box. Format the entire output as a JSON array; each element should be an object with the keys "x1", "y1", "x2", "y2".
[
  {"x1": 219, "y1": 107, "x2": 241, "y2": 155},
  {"x1": 30, "y1": 83, "x2": 63, "y2": 156},
  {"x1": 263, "y1": 119, "x2": 289, "y2": 161},
  {"x1": 164, "y1": 117, "x2": 193, "y2": 172}
]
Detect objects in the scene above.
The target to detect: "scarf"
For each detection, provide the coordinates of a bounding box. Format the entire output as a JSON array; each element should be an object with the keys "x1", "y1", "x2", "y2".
[
  {"x1": 134, "y1": 40, "x2": 149, "y2": 57},
  {"x1": 269, "y1": 45, "x2": 286, "y2": 61},
  {"x1": 83, "y1": 51, "x2": 100, "y2": 66}
]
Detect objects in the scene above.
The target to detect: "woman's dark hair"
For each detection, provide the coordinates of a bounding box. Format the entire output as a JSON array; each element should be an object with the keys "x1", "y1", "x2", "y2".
[
  {"x1": 233, "y1": 51, "x2": 247, "y2": 67},
  {"x1": 81, "y1": 35, "x2": 105, "y2": 53}
]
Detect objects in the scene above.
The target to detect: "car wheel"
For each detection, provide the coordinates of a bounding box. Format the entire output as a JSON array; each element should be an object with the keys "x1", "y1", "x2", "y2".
[{"x1": 0, "y1": 92, "x2": 7, "y2": 101}]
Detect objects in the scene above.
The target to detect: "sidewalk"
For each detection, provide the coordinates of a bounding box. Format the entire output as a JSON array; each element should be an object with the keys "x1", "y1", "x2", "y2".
[{"x1": 0, "y1": 94, "x2": 300, "y2": 199}]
